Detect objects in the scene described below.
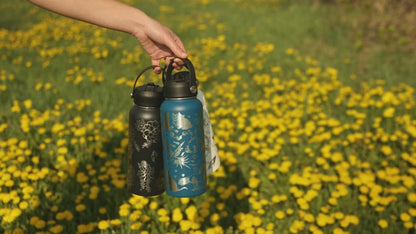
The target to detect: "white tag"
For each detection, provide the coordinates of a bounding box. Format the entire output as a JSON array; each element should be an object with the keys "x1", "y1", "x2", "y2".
[{"x1": 197, "y1": 89, "x2": 220, "y2": 174}]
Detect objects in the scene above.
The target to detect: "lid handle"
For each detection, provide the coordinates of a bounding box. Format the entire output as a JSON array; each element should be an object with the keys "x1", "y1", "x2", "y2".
[
  {"x1": 131, "y1": 65, "x2": 157, "y2": 98},
  {"x1": 164, "y1": 58, "x2": 197, "y2": 94}
]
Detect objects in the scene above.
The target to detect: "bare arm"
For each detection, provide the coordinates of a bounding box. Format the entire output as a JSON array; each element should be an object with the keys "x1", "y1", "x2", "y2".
[{"x1": 28, "y1": 0, "x2": 187, "y2": 72}]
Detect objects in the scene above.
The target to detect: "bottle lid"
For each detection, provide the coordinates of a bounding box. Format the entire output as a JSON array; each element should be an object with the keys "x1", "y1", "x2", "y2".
[
  {"x1": 132, "y1": 83, "x2": 164, "y2": 107},
  {"x1": 164, "y1": 71, "x2": 198, "y2": 98}
]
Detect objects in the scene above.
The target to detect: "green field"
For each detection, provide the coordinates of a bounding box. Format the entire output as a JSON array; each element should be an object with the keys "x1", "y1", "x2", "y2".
[{"x1": 1, "y1": 0, "x2": 416, "y2": 233}]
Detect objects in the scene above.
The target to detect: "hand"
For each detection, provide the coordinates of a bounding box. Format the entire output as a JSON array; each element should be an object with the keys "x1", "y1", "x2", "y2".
[
  {"x1": 28, "y1": 0, "x2": 188, "y2": 74},
  {"x1": 133, "y1": 17, "x2": 187, "y2": 74}
]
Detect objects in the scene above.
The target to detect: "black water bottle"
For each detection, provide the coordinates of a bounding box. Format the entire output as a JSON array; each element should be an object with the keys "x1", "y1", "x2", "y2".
[{"x1": 128, "y1": 66, "x2": 165, "y2": 196}]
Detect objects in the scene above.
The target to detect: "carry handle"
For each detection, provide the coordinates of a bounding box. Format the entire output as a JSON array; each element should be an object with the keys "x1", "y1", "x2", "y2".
[
  {"x1": 164, "y1": 58, "x2": 197, "y2": 89},
  {"x1": 131, "y1": 65, "x2": 156, "y2": 98}
]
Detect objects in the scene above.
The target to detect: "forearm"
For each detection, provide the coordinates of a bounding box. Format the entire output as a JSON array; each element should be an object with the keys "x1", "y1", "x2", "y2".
[{"x1": 28, "y1": 0, "x2": 148, "y2": 36}]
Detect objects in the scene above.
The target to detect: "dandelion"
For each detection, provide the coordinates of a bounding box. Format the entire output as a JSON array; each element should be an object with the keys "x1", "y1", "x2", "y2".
[
  {"x1": 97, "y1": 207, "x2": 107, "y2": 215},
  {"x1": 378, "y1": 219, "x2": 388, "y2": 228},
  {"x1": 22, "y1": 100, "x2": 33, "y2": 110},
  {"x1": 131, "y1": 222, "x2": 142, "y2": 230},
  {"x1": 119, "y1": 204, "x2": 130, "y2": 217},
  {"x1": 407, "y1": 193, "x2": 416, "y2": 202},
  {"x1": 76, "y1": 172, "x2": 88, "y2": 183},
  {"x1": 49, "y1": 225, "x2": 64, "y2": 233},
  {"x1": 185, "y1": 205, "x2": 198, "y2": 221},
  {"x1": 210, "y1": 213, "x2": 220, "y2": 225},
  {"x1": 384, "y1": 104, "x2": 397, "y2": 116},
  {"x1": 110, "y1": 219, "x2": 121, "y2": 227},
  {"x1": 381, "y1": 145, "x2": 393, "y2": 156},
  {"x1": 98, "y1": 220, "x2": 110, "y2": 230},
  {"x1": 172, "y1": 208, "x2": 183, "y2": 223},
  {"x1": 400, "y1": 212, "x2": 411, "y2": 222},
  {"x1": 179, "y1": 220, "x2": 193, "y2": 232},
  {"x1": 76, "y1": 204, "x2": 86, "y2": 212},
  {"x1": 35, "y1": 219, "x2": 46, "y2": 229},
  {"x1": 77, "y1": 224, "x2": 95, "y2": 233},
  {"x1": 275, "y1": 211, "x2": 285, "y2": 219},
  {"x1": 248, "y1": 177, "x2": 261, "y2": 189}
]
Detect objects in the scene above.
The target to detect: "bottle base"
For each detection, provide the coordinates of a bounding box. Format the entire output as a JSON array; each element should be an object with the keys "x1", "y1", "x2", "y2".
[
  {"x1": 130, "y1": 189, "x2": 165, "y2": 197},
  {"x1": 166, "y1": 189, "x2": 206, "y2": 198}
]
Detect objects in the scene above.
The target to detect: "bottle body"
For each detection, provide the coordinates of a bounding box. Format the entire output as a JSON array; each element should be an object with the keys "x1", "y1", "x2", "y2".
[
  {"x1": 128, "y1": 105, "x2": 165, "y2": 196},
  {"x1": 161, "y1": 98, "x2": 206, "y2": 197}
]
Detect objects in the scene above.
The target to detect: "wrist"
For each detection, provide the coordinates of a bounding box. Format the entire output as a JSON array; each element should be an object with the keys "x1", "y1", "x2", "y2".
[{"x1": 129, "y1": 10, "x2": 152, "y2": 40}]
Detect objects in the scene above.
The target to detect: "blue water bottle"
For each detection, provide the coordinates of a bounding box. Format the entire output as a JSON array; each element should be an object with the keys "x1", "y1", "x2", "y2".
[{"x1": 161, "y1": 58, "x2": 206, "y2": 197}]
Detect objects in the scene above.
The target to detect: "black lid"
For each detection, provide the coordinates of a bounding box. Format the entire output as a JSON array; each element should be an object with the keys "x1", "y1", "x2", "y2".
[
  {"x1": 164, "y1": 71, "x2": 198, "y2": 98},
  {"x1": 132, "y1": 83, "x2": 163, "y2": 107},
  {"x1": 163, "y1": 58, "x2": 198, "y2": 98}
]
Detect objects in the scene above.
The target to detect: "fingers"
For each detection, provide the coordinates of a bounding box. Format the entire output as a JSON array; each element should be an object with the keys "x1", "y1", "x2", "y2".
[
  {"x1": 165, "y1": 31, "x2": 188, "y2": 59},
  {"x1": 152, "y1": 59, "x2": 162, "y2": 74},
  {"x1": 152, "y1": 58, "x2": 184, "y2": 74},
  {"x1": 153, "y1": 66, "x2": 162, "y2": 74},
  {"x1": 165, "y1": 57, "x2": 185, "y2": 70}
]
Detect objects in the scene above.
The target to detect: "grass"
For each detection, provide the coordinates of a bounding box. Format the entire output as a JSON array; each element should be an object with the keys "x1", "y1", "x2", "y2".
[{"x1": 1, "y1": 0, "x2": 416, "y2": 233}]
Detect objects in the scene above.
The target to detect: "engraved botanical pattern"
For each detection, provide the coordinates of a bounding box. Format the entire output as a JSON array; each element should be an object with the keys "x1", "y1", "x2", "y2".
[
  {"x1": 163, "y1": 111, "x2": 206, "y2": 194},
  {"x1": 137, "y1": 160, "x2": 153, "y2": 192},
  {"x1": 135, "y1": 119, "x2": 160, "y2": 150},
  {"x1": 171, "y1": 113, "x2": 192, "y2": 130}
]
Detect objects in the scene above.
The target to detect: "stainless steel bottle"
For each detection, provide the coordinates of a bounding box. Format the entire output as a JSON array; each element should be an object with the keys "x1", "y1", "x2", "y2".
[
  {"x1": 161, "y1": 59, "x2": 207, "y2": 197},
  {"x1": 128, "y1": 66, "x2": 165, "y2": 196}
]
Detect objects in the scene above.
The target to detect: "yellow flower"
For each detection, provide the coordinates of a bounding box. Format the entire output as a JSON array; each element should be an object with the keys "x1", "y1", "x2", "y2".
[
  {"x1": 110, "y1": 219, "x2": 121, "y2": 227},
  {"x1": 316, "y1": 214, "x2": 332, "y2": 227},
  {"x1": 179, "y1": 220, "x2": 193, "y2": 232},
  {"x1": 404, "y1": 221, "x2": 414, "y2": 229},
  {"x1": 76, "y1": 172, "x2": 88, "y2": 183},
  {"x1": 383, "y1": 107, "x2": 395, "y2": 118},
  {"x1": 98, "y1": 220, "x2": 110, "y2": 230},
  {"x1": 76, "y1": 204, "x2": 86, "y2": 212},
  {"x1": 333, "y1": 227, "x2": 347, "y2": 234},
  {"x1": 401, "y1": 212, "x2": 411, "y2": 222},
  {"x1": 378, "y1": 219, "x2": 388, "y2": 228},
  {"x1": 248, "y1": 177, "x2": 260, "y2": 189},
  {"x1": 49, "y1": 225, "x2": 64, "y2": 233},
  {"x1": 23, "y1": 99, "x2": 32, "y2": 109},
  {"x1": 275, "y1": 211, "x2": 285, "y2": 219},
  {"x1": 149, "y1": 201, "x2": 158, "y2": 210},
  {"x1": 304, "y1": 213, "x2": 315, "y2": 223},
  {"x1": 77, "y1": 224, "x2": 95, "y2": 233},
  {"x1": 63, "y1": 210, "x2": 73, "y2": 221},
  {"x1": 157, "y1": 208, "x2": 169, "y2": 217},
  {"x1": 380, "y1": 145, "x2": 392, "y2": 156},
  {"x1": 99, "y1": 207, "x2": 107, "y2": 214},
  {"x1": 185, "y1": 205, "x2": 198, "y2": 221},
  {"x1": 200, "y1": 208, "x2": 210, "y2": 217},
  {"x1": 56, "y1": 212, "x2": 66, "y2": 220},
  {"x1": 0, "y1": 123, "x2": 8, "y2": 132},
  {"x1": 35, "y1": 219, "x2": 46, "y2": 229},
  {"x1": 19, "y1": 201, "x2": 29, "y2": 210},
  {"x1": 128, "y1": 210, "x2": 140, "y2": 222},
  {"x1": 131, "y1": 222, "x2": 142, "y2": 230},
  {"x1": 2, "y1": 208, "x2": 22, "y2": 223},
  {"x1": 407, "y1": 193, "x2": 416, "y2": 202},
  {"x1": 119, "y1": 208, "x2": 129, "y2": 217},
  {"x1": 57, "y1": 147, "x2": 68, "y2": 155},
  {"x1": 210, "y1": 213, "x2": 220, "y2": 225},
  {"x1": 172, "y1": 208, "x2": 183, "y2": 223}
]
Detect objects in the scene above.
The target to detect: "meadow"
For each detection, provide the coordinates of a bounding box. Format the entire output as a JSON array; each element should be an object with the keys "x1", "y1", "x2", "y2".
[{"x1": 1, "y1": 0, "x2": 416, "y2": 233}]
